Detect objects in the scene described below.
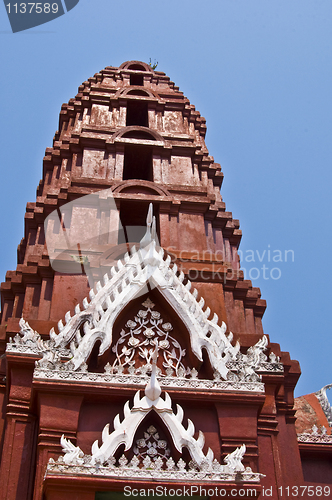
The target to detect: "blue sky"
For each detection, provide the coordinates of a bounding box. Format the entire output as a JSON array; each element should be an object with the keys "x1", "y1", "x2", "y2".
[{"x1": 0, "y1": 0, "x2": 331, "y2": 398}]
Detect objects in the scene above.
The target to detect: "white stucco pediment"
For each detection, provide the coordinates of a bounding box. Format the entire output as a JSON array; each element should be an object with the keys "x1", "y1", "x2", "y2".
[
  {"x1": 6, "y1": 206, "x2": 283, "y2": 390},
  {"x1": 46, "y1": 221, "x2": 241, "y2": 379},
  {"x1": 50, "y1": 373, "x2": 264, "y2": 483}
]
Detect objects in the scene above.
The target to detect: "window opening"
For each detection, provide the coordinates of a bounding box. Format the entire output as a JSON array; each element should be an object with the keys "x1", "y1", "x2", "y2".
[
  {"x1": 128, "y1": 64, "x2": 146, "y2": 71},
  {"x1": 127, "y1": 89, "x2": 149, "y2": 96},
  {"x1": 126, "y1": 100, "x2": 148, "y2": 127},
  {"x1": 130, "y1": 74, "x2": 144, "y2": 86},
  {"x1": 122, "y1": 130, "x2": 154, "y2": 141},
  {"x1": 123, "y1": 144, "x2": 153, "y2": 181}
]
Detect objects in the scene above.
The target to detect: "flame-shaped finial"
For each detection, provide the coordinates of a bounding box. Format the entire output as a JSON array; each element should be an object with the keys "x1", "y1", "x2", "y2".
[
  {"x1": 140, "y1": 203, "x2": 154, "y2": 248},
  {"x1": 145, "y1": 343, "x2": 161, "y2": 401}
]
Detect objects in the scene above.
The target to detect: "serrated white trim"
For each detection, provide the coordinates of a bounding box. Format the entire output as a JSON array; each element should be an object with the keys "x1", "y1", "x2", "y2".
[
  {"x1": 297, "y1": 424, "x2": 332, "y2": 444},
  {"x1": 52, "y1": 375, "x2": 264, "y2": 483}
]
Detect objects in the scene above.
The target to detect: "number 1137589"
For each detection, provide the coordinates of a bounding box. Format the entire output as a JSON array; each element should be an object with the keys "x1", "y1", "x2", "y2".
[{"x1": 6, "y1": 3, "x2": 59, "y2": 14}]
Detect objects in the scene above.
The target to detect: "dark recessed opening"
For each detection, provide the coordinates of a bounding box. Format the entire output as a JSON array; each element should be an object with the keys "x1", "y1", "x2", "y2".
[
  {"x1": 130, "y1": 74, "x2": 144, "y2": 86},
  {"x1": 122, "y1": 130, "x2": 154, "y2": 140},
  {"x1": 119, "y1": 201, "x2": 160, "y2": 245},
  {"x1": 127, "y1": 89, "x2": 149, "y2": 97},
  {"x1": 123, "y1": 144, "x2": 153, "y2": 181},
  {"x1": 87, "y1": 340, "x2": 102, "y2": 372},
  {"x1": 126, "y1": 100, "x2": 148, "y2": 127},
  {"x1": 128, "y1": 63, "x2": 146, "y2": 71}
]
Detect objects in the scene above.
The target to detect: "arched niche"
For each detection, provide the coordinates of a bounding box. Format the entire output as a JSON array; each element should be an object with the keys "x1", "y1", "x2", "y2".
[
  {"x1": 113, "y1": 180, "x2": 169, "y2": 196},
  {"x1": 88, "y1": 289, "x2": 205, "y2": 377},
  {"x1": 122, "y1": 130, "x2": 153, "y2": 140},
  {"x1": 120, "y1": 61, "x2": 152, "y2": 72},
  {"x1": 120, "y1": 61, "x2": 153, "y2": 86},
  {"x1": 127, "y1": 89, "x2": 150, "y2": 97},
  {"x1": 124, "y1": 411, "x2": 190, "y2": 465},
  {"x1": 113, "y1": 126, "x2": 163, "y2": 143}
]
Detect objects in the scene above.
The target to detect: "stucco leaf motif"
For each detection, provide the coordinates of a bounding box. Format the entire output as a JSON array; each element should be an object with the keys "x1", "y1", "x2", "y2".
[{"x1": 110, "y1": 301, "x2": 189, "y2": 377}]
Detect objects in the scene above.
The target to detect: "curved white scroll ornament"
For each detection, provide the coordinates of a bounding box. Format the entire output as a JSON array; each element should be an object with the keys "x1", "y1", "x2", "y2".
[
  {"x1": 60, "y1": 435, "x2": 84, "y2": 465},
  {"x1": 224, "y1": 444, "x2": 246, "y2": 472}
]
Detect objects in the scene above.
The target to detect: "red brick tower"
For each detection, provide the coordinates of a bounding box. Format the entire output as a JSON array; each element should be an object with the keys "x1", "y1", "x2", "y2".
[{"x1": 0, "y1": 61, "x2": 329, "y2": 500}]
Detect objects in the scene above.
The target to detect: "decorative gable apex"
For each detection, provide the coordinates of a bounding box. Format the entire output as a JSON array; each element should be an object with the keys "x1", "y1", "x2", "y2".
[
  {"x1": 7, "y1": 206, "x2": 283, "y2": 392},
  {"x1": 49, "y1": 367, "x2": 264, "y2": 484},
  {"x1": 46, "y1": 205, "x2": 241, "y2": 379}
]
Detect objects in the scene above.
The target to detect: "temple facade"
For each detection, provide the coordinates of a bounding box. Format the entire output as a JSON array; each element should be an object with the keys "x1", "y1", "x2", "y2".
[{"x1": 0, "y1": 61, "x2": 331, "y2": 500}]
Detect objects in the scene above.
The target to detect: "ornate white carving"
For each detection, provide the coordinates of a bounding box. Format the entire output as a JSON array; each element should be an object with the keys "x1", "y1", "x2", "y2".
[
  {"x1": 9, "y1": 317, "x2": 279, "y2": 394},
  {"x1": 7, "y1": 207, "x2": 283, "y2": 392},
  {"x1": 133, "y1": 425, "x2": 171, "y2": 461},
  {"x1": 6, "y1": 318, "x2": 43, "y2": 356},
  {"x1": 223, "y1": 444, "x2": 246, "y2": 472},
  {"x1": 53, "y1": 374, "x2": 263, "y2": 483},
  {"x1": 297, "y1": 424, "x2": 332, "y2": 444},
  {"x1": 316, "y1": 383, "x2": 332, "y2": 427},
  {"x1": 44, "y1": 205, "x2": 241, "y2": 379},
  {"x1": 60, "y1": 435, "x2": 84, "y2": 465},
  {"x1": 89, "y1": 377, "x2": 214, "y2": 467},
  {"x1": 46, "y1": 454, "x2": 262, "y2": 483},
  {"x1": 111, "y1": 300, "x2": 190, "y2": 377},
  {"x1": 33, "y1": 367, "x2": 265, "y2": 392},
  {"x1": 144, "y1": 344, "x2": 162, "y2": 401},
  {"x1": 6, "y1": 318, "x2": 70, "y2": 358},
  {"x1": 225, "y1": 336, "x2": 283, "y2": 383},
  {"x1": 32, "y1": 301, "x2": 280, "y2": 393},
  {"x1": 9, "y1": 316, "x2": 281, "y2": 389}
]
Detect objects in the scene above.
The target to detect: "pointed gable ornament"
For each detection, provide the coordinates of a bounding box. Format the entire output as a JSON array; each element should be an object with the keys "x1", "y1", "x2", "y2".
[
  {"x1": 49, "y1": 368, "x2": 264, "y2": 483},
  {"x1": 45, "y1": 204, "x2": 242, "y2": 379},
  {"x1": 7, "y1": 205, "x2": 283, "y2": 390}
]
